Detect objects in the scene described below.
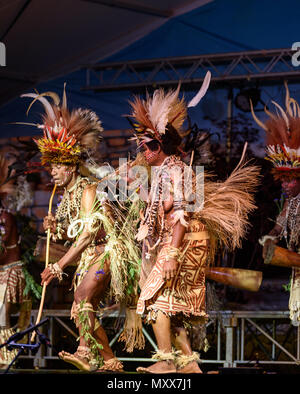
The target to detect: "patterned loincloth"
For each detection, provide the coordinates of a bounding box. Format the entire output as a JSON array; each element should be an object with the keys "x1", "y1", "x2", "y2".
[
  {"x1": 0, "y1": 261, "x2": 28, "y2": 305},
  {"x1": 137, "y1": 222, "x2": 209, "y2": 325},
  {"x1": 0, "y1": 261, "x2": 29, "y2": 363}
]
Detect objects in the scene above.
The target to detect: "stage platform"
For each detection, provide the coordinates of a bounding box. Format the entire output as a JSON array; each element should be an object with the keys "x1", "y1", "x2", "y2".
[{"x1": 4, "y1": 309, "x2": 300, "y2": 375}]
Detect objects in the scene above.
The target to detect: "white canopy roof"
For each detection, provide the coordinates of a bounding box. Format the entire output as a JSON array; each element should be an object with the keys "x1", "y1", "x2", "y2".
[{"x1": 0, "y1": 0, "x2": 211, "y2": 106}]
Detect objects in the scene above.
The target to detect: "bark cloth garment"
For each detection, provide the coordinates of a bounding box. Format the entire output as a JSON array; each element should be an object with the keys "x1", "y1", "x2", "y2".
[{"x1": 137, "y1": 219, "x2": 209, "y2": 325}]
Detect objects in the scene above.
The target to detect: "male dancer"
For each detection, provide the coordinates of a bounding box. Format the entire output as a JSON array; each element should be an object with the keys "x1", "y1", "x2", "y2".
[
  {"x1": 252, "y1": 83, "x2": 300, "y2": 325},
  {"x1": 21, "y1": 91, "x2": 124, "y2": 372}
]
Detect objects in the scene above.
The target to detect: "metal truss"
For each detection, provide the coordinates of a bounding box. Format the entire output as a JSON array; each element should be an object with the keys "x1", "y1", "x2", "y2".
[
  {"x1": 81, "y1": 48, "x2": 300, "y2": 92},
  {"x1": 10, "y1": 309, "x2": 300, "y2": 370},
  {"x1": 216, "y1": 310, "x2": 300, "y2": 367}
]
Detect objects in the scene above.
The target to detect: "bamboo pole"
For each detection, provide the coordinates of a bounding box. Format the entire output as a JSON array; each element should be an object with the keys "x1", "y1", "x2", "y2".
[{"x1": 31, "y1": 184, "x2": 57, "y2": 342}]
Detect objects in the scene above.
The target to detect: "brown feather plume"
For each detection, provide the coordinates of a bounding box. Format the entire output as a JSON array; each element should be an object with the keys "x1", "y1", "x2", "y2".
[
  {"x1": 129, "y1": 96, "x2": 154, "y2": 132},
  {"x1": 196, "y1": 160, "x2": 260, "y2": 260}
]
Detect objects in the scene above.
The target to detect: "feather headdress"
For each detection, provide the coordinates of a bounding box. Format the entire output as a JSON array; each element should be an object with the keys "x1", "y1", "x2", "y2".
[
  {"x1": 128, "y1": 71, "x2": 211, "y2": 146},
  {"x1": 20, "y1": 85, "x2": 103, "y2": 166},
  {"x1": 251, "y1": 81, "x2": 300, "y2": 180}
]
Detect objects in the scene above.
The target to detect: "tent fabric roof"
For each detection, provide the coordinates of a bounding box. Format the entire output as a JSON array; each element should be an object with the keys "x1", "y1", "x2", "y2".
[
  {"x1": 1, "y1": 0, "x2": 300, "y2": 138},
  {"x1": 0, "y1": 0, "x2": 211, "y2": 106}
]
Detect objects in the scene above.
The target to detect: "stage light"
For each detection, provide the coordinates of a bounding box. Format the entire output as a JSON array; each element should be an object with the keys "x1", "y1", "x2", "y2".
[{"x1": 234, "y1": 88, "x2": 261, "y2": 112}]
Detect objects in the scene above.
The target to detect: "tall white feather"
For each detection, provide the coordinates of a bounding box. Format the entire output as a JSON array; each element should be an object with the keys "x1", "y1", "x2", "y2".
[
  {"x1": 187, "y1": 71, "x2": 211, "y2": 108},
  {"x1": 147, "y1": 88, "x2": 180, "y2": 134}
]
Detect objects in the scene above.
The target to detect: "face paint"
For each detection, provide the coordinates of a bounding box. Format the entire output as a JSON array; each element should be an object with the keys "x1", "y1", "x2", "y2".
[
  {"x1": 143, "y1": 145, "x2": 158, "y2": 164},
  {"x1": 51, "y1": 164, "x2": 74, "y2": 187},
  {"x1": 281, "y1": 178, "x2": 300, "y2": 198},
  {"x1": 61, "y1": 171, "x2": 72, "y2": 186}
]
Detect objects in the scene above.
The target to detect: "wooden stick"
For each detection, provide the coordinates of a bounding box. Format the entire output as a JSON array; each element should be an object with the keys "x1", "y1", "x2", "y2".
[
  {"x1": 189, "y1": 150, "x2": 194, "y2": 167},
  {"x1": 31, "y1": 184, "x2": 57, "y2": 342}
]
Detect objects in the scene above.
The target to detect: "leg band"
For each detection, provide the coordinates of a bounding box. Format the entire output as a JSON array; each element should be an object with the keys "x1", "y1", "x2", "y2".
[
  {"x1": 175, "y1": 351, "x2": 201, "y2": 369},
  {"x1": 152, "y1": 349, "x2": 176, "y2": 363}
]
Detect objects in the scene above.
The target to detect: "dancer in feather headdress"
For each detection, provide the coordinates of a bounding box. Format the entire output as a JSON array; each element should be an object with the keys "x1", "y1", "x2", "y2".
[
  {"x1": 126, "y1": 72, "x2": 260, "y2": 373},
  {"x1": 20, "y1": 86, "x2": 126, "y2": 372},
  {"x1": 253, "y1": 82, "x2": 300, "y2": 325}
]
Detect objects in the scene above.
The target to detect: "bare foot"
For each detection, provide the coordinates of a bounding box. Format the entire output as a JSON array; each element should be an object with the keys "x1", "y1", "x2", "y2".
[
  {"x1": 96, "y1": 357, "x2": 124, "y2": 372},
  {"x1": 137, "y1": 361, "x2": 176, "y2": 374},
  {"x1": 177, "y1": 361, "x2": 203, "y2": 374},
  {"x1": 58, "y1": 349, "x2": 95, "y2": 371}
]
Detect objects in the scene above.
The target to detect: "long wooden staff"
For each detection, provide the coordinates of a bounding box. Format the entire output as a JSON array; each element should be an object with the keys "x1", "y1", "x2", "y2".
[{"x1": 31, "y1": 184, "x2": 57, "y2": 342}]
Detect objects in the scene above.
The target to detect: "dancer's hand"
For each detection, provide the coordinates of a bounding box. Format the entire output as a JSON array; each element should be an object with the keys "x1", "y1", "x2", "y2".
[
  {"x1": 43, "y1": 213, "x2": 57, "y2": 234},
  {"x1": 162, "y1": 257, "x2": 178, "y2": 282},
  {"x1": 262, "y1": 239, "x2": 276, "y2": 260},
  {"x1": 41, "y1": 266, "x2": 54, "y2": 285}
]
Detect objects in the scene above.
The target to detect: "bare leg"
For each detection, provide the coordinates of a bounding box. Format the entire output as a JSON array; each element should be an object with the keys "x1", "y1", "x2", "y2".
[
  {"x1": 93, "y1": 325, "x2": 114, "y2": 361},
  {"x1": 73, "y1": 260, "x2": 111, "y2": 347},
  {"x1": 59, "y1": 260, "x2": 117, "y2": 370},
  {"x1": 171, "y1": 326, "x2": 202, "y2": 373},
  {"x1": 137, "y1": 311, "x2": 176, "y2": 373}
]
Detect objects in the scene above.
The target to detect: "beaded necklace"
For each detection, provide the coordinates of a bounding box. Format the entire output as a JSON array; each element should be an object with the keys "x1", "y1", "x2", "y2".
[
  {"x1": 139, "y1": 155, "x2": 188, "y2": 257},
  {"x1": 282, "y1": 193, "x2": 300, "y2": 250},
  {"x1": 55, "y1": 176, "x2": 93, "y2": 240}
]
